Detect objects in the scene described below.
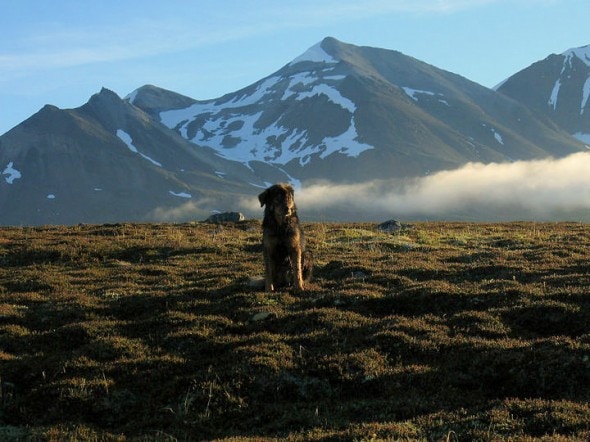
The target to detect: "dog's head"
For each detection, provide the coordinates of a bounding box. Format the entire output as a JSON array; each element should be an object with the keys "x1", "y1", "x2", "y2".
[{"x1": 258, "y1": 183, "x2": 296, "y2": 225}]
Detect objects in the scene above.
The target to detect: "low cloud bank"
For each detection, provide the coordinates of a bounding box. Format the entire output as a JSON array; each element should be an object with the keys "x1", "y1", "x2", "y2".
[
  {"x1": 295, "y1": 152, "x2": 590, "y2": 221},
  {"x1": 149, "y1": 199, "x2": 216, "y2": 223}
]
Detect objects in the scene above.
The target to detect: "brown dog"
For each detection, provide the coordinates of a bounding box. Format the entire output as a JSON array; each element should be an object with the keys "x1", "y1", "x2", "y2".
[{"x1": 258, "y1": 183, "x2": 312, "y2": 292}]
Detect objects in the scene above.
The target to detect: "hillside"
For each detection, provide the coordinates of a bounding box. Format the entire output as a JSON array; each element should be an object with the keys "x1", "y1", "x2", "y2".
[{"x1": 1, "y1": 221, "x2": 590, "y2": 440}]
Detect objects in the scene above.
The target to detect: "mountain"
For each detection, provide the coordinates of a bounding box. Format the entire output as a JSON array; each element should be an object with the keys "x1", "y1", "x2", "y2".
[
  {"x1": 495, "y1": 45, "x2": 590, "y2": 144},
  {"x1": 0, "y1": 88, "x2": 260, "y2": 225},
  {"x1": 1, "y1": 37, "x2": 587, "y2": 225},
  {"x1": 129, "y1": 37, "x2": 585, "y2": 184}
]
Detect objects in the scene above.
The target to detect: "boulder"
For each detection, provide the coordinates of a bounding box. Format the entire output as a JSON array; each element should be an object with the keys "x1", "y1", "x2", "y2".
[
  {"x1": 377, "y1": 219, "x2": 403, "y2": 232},
  {"x1": 205, "y1": 212, "x2": 245, "y2": 223}
]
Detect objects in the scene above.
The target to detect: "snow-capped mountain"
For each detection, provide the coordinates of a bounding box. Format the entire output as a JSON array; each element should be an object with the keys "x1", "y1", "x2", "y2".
[
  {"x1": 154, "y1": 43, "x2": 372, "y2": 168},
  {"x1": 0, "y1": 37, "x2": 587, "y2": 225},
  {"x1": 130, "y1": 37, "x2": 585, "y2": 185},
  {"x1": 496, "y1": 45, "x2": 590, "y2": 144}
]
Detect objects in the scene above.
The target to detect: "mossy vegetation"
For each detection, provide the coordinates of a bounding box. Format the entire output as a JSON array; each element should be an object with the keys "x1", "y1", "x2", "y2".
[{"x1": 1, "y1": 221, "x2": 590, "y2": 440}]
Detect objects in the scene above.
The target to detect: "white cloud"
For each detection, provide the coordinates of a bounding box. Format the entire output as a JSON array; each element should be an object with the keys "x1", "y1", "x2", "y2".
[
  {"x1": 294, "y1": 152, "x2": 590, "y2": 221},
  {"x1": 149, "y1": 199, "x2": 214, "y2": 223}
]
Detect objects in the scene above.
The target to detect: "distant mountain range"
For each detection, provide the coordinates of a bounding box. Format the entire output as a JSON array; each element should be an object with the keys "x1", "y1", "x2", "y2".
[{"x1": 1, "y1": 37, "x2": 588, "y2": 225}]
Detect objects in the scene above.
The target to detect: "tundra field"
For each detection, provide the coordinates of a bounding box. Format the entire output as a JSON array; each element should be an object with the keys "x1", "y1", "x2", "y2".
[{"x1": 1, "y1": 221, "x2": 590, "y2": 441}]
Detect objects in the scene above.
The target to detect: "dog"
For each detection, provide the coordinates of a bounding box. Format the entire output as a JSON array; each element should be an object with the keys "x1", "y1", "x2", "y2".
[{"x1": 258, "y1": 183, "x2": 312, "y2": 292}]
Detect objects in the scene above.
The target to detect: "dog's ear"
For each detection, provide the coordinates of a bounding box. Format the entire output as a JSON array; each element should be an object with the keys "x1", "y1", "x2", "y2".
[
  {"x1": 258, "y1": 189, "x2": 269, "y2": 207},
  {"x1": 284, "y1": 184, "x2": 295, "y2": 197}
]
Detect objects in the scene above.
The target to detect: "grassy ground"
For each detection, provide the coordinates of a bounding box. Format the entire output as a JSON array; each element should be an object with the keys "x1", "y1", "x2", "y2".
[{"x1": 1, "y1": 221, "x2": 590, "y2": 441}]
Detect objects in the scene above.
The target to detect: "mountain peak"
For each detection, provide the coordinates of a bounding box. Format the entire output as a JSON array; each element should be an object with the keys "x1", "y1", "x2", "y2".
[
  {"x1": 563, "y1": 44, "x2": 590, "y2": 67},
  {"x1": 288, "y1": 37, "x2": 340, "y2": 66},
  {"x1": 97, "y1": 87, "x2": 120, "y2": 99},
  {"x1": 86, "y1": 87, "x2": 123, "y2": 109},
  {"x1": 40, "y1": 104, "x2": 61, "y2": 114},
  {"x1": 125, "y1": 85, "x2": 197, "y2": 113}
]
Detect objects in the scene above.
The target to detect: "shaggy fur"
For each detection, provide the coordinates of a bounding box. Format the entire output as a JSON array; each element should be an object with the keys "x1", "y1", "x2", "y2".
[{"x1": 258, "y1": 183, "x2": 312, "y2": 292}]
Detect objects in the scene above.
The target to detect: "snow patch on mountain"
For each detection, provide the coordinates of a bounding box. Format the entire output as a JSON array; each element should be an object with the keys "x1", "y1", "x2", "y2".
[
  {"x1": 281, "y1": 72, "x2": 317, "y2": 100},
  {"x1": 321, "y1": 117, "x2": 371, "y2": 157},
  {"x1": 548, "y1": 79, "x2": 562, "y2": 110},
  {"x1": 158, "y1": 69, "x2": 373, "y2": 168},
  {"x1": 482, "y1": 124, "x2": 504, "y2": 145},
  {"x1": 493, "y1": 130, "x2": 504, "y2": 145},
  {"x1": 159, "y1": 77, "x2": 282, "y2": 136},
  {"x1": 228, "y1": 76, "x2": 282, "y2": 107},
  {"x1": 402, "y1": 87, "x2": 450, "y2": 106},
  {"x1": 402, "y1": 87, "x2": 436, "y2": 101},
  {"x1": 116, "y1": 129, "x2": 162, "y2": 167},
  {"x1": 296, "y1": 83, "x2": 356, "y2": 112},
  {"x1": 2, "y1": 162, "x2": 21, "y2": 184},
  {"x1": 563, "y1": 45, "x2": 590, "y2": 67},
  {"x1": 169, "y1": 190, "x2": 192, "y2": 198},
  {"x1": 117, "y1": 129, "x2": 138, "y2": 153},
  {"x1": 281, "y1": 70, "x2": 347, "y2": 104},
  {"x1": 184, "y1": 108, "x2": 371, "y2": 167},
  {"x1": 289, "y1": 42, "x2": 338, "y2": 66},
  {"x1": 325, "y1": 75, "x2": 346, "y2": 81},
  {"x1": 162, "y1": 71, "x2": 351, "y2": 130}
]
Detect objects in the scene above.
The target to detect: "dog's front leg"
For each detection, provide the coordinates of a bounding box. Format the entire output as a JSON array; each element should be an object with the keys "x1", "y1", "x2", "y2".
[
  {"x1": 263, "y1": 247, "x2": 275, "y2": 292},
  {"x1": 291, "y1": 248, "x2": 304, "y2": 292}
]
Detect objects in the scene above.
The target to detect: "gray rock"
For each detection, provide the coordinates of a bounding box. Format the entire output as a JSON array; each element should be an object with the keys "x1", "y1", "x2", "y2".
[
  {"x1": 377, "y1": 219, "x2": 403, "y2": 232},
  {"x1": 251, "y1": 312, "x2": 276, "y2": 322},
  {"x1": 205, "y1": 212, "x2": 245, "y2": 223}
]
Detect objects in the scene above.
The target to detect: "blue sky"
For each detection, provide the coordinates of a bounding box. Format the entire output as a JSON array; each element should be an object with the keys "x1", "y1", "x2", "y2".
[{"x1": 1, "y1": 0, "x2": 588, "y2": 135}]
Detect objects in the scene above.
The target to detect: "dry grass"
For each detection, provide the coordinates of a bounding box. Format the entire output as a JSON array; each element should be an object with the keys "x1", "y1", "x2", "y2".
[{"x1": 1, "y1": 221, "x2": 590, "y2": 440}]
